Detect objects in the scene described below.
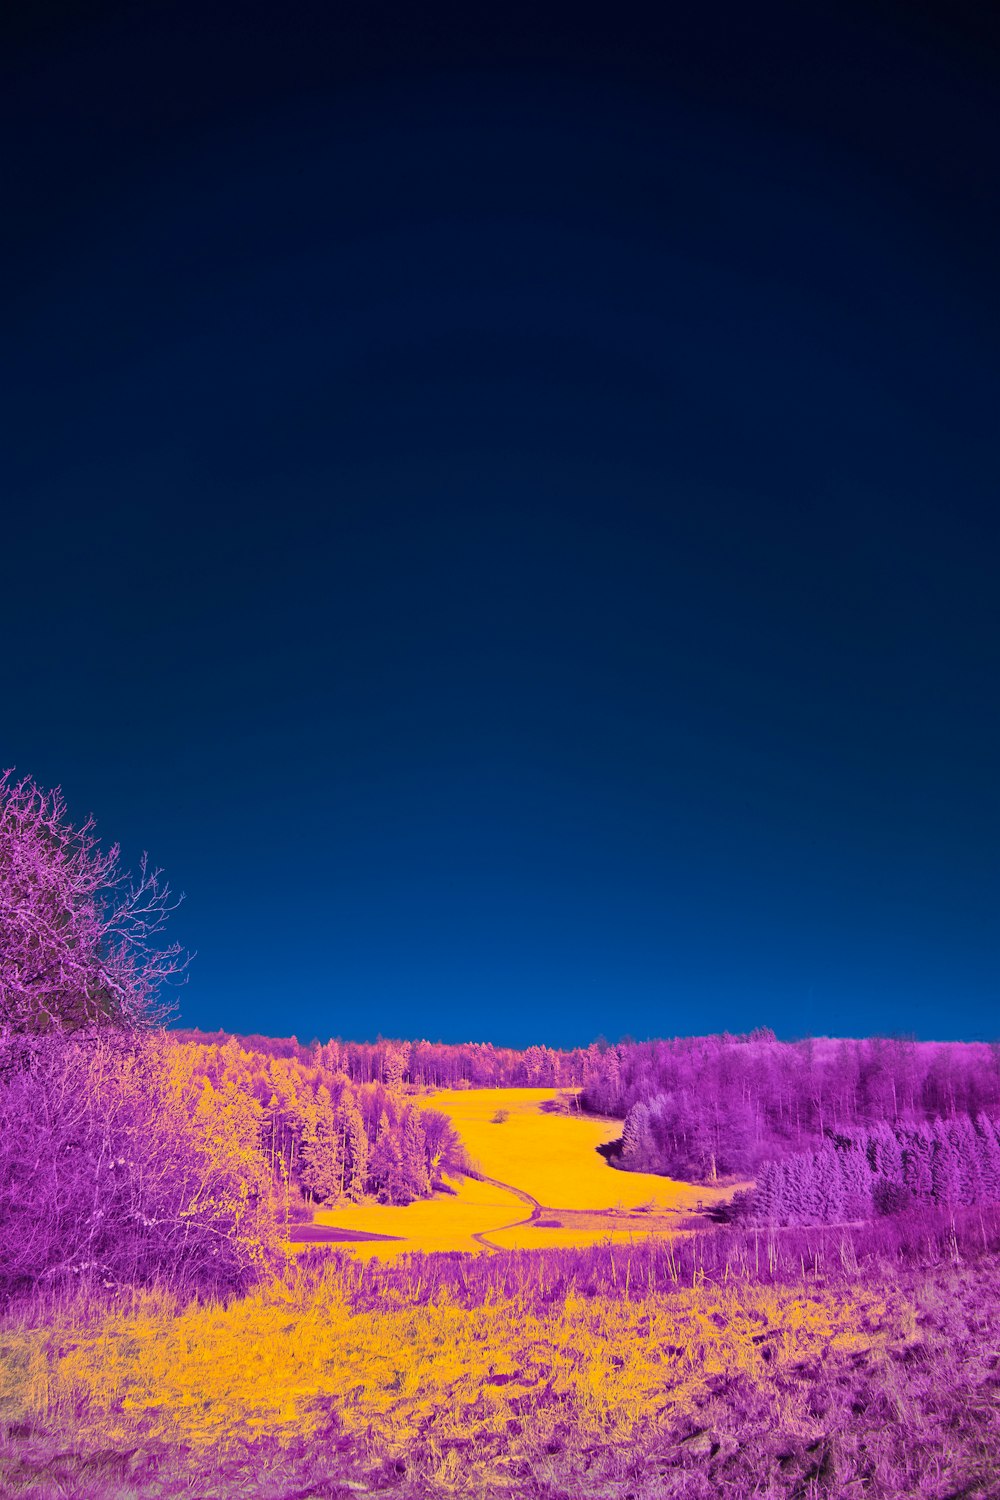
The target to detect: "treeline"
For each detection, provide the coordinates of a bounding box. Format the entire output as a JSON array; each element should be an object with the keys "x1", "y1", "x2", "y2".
[
  {"x1": 731, "y1": 1113, "x2": 1000, "y2": 1227},
  {"x1": 174, "y1": 1029, "x2": 588, "y2": 1089},
  {"x1": 588, "y1": 1032, "x2": 1000, "y2": 1182},
  {"x1": 173, "y1": 1036, "x2": 468, "y2": 1209}
]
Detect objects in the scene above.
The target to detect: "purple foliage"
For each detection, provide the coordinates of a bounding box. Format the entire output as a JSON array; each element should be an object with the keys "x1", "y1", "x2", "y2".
[
  {"x1": 0, "y1": 771, "x2": 189, "y2": 1034},
  {"x1": 0, "y1": 774, "x2": 277, "y2": 1302},
  {"x1": 0, "y1": 1031, "x2": 278, "y2": 1300},
  {"x1": 735, "y1": 1113, "x2": 1000, "y2": 1226},
  {"x1": 583, "y1": 1032, "x2": 1000, "y2": 1181}
]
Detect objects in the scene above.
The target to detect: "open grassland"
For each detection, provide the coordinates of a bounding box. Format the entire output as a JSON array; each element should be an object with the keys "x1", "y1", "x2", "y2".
[
  {"x1": 416, "y1": 1087, "x2": 730, "y2": 1209},
  {"x1": 2, "y1": 1246, "x2": 1000, "y2": 1498},
  {"x1": 303, "y1": 1088, "x2": 739, "y2": 1260}
]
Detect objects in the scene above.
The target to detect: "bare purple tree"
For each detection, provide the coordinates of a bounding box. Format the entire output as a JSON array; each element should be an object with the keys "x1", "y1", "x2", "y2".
[{"x1": 0, "y1": 770, "x2": 190, "y2": 1034}]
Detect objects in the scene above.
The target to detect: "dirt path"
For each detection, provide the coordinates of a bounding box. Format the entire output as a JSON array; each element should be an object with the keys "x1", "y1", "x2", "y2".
[
  {"x1": 467, "y1": 1172, "x2": 542, "y2": 1251},
  {"x1": 465, "y1": 1171, "x2": 709, "y2": 1251}
]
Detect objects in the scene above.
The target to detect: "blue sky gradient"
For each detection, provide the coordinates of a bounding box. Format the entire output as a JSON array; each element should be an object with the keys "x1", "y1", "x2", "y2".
[{"x1": 3, "y1": 1, "x2": 998, "y2": 1044}]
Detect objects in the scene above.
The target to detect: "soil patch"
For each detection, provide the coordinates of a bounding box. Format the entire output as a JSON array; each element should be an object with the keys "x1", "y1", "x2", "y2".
[{"x1": 287, "y1": 1225, "x2": 404, "y2": 1243}]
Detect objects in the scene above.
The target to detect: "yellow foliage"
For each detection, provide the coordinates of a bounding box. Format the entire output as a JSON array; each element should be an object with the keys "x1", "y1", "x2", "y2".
[{"x1": 0, "y1": 1266, "x2": 913, "y2": 1492}]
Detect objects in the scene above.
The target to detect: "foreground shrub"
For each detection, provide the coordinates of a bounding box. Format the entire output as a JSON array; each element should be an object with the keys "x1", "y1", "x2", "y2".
[{"x1": 0, "y1": 1031, "x2": 279, "y2": 1300}]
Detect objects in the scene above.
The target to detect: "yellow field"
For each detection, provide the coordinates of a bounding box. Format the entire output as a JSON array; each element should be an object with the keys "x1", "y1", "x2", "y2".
[
  {"x1": 298, "y1": 1088, "x2": 741, "y2": 1259},
  {"x1": 311, "y1": 1171, "x2": 519, "y2": 1259},
  {"x1": 416, "y1": 1087, "x2": 731, "y2": 1209}
]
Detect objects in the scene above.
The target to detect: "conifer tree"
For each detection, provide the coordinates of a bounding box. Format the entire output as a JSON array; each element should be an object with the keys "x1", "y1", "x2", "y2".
[
  {"x1": 836, "y1": 1142, "x2": 874, "y2": 1220},
  {"x1": 784, "y1": 1151, "x2": 823, "y2": 1224},
  {"x1": 813, "y1": 1145, "x2": 845, "y2": 1222},
  {"x1": 621, "y1": 1101, "x2": 652, "y2": 1169},
  {"x1": 300, "y1": 1087, "x2": 342, "y2": 1204},
  {"x1": 401, "y1": 1108, "x2": 431, "y2": 1197},
  {"x1": 339, "y1": 1096, "x2": 368, "y2": 1202},
  {"x1": 931, "y1": 1120, "x2": 961, "y2": 1208},
  {"x1": 949, "y1": 1115, "x2": 981, "y2": 1206},
  {"x1": 974, "y1": 1114, "x2": 1000, "y2": 1199},
  {"x1": 902, "y1": 1122, "x2": 935, "y2": 1202},
  {"x1": 867, "y1": 1122, "x2": 904, "y2": 1186},
  {"x1": 751, "y1": 1158, "x2": 789, "y2": 1224}
]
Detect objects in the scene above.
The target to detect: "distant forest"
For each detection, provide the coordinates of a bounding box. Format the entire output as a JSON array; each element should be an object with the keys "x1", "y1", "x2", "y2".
[
  {"x1": 177, "y1": 1027, "x2": 1000, "y2": 1193},
  {"x1": 581, "y1": 1032, "x2": 1000, "y2": 1186},
  {"x1": 173, "y1": 1029, "x2": 590, "y2": 1088}
]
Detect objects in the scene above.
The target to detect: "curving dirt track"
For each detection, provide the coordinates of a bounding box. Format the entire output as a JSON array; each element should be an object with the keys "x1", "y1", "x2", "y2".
[{"x1": 466, "y1": 1172, "x2": 542, "y2": 1251}]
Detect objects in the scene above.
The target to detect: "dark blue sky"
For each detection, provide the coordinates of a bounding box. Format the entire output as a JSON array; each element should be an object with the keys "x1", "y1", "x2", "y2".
[{"x1": 3, "y1": 2, "x2": 998, "y2": 1045}]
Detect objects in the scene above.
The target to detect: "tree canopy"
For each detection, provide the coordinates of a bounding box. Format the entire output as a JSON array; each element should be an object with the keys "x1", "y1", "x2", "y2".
[{"x1": 0, "y1": 771, "x2": 188, "y2": 1035}]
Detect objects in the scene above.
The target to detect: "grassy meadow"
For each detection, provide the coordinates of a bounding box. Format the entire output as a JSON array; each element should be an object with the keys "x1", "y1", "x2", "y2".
[
  {"x1": 304, "y1": 1087, "x2": 740, "y2": 1260},
  {"x1": 3, "y1": 1237, "x2": 1000, "y2": 1498},
  {"x1": 310, "y1": 1171, "x2": 522, "y2": 1260}
]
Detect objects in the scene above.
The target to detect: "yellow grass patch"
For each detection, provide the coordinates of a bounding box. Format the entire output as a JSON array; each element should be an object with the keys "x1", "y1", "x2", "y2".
[
  {"x1": 418, "y1": 1087, "x2": 736, "y2": 1210},
  {"x1": 0, "y1": 1268, "x2": 912, "y2": 1490},
  {"x1": 292, "y1": 1089, "x2": 743, "y2": 1259}
]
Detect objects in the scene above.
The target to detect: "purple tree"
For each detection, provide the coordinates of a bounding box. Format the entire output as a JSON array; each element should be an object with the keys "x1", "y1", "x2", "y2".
[
  {"x1": 0, "y1": 772, "x2": 189, "y2": 1035},
  {"x1": 902, "y1": 1123, "x2": 935, "y2": 1202},
  {"x1": 931, "y1": 1120, "x2": 961, "y2": 1208}
]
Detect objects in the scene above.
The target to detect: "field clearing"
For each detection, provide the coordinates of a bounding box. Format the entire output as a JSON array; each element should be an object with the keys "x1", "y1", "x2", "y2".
[
  {"x1": 298, "y1": 1089, "x2": 741, "y2": 1259},
  {"x1": 423, "y1": 1086, "x2": 645, "y2": 1205},
  {"x1": 417, "y1": 1087, "x2": 735, "y2": 1209}
]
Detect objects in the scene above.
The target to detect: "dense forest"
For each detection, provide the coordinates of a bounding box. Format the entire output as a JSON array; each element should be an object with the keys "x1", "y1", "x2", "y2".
[
  {"x1": 174, "y1": 1029, "x2": 589, "y2": 1089},
  {"x1": 582, "y1": 1033, "x2": 1000, "y2": 1183},
  {"x1": 172, "y1": 1035, "x2": 469, "y2": 1208}
]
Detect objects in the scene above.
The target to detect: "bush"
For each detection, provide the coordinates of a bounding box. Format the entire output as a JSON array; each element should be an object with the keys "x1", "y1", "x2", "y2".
[{"x1": 0, "y1": 1031, "x2": 280, "y2": 1301}]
